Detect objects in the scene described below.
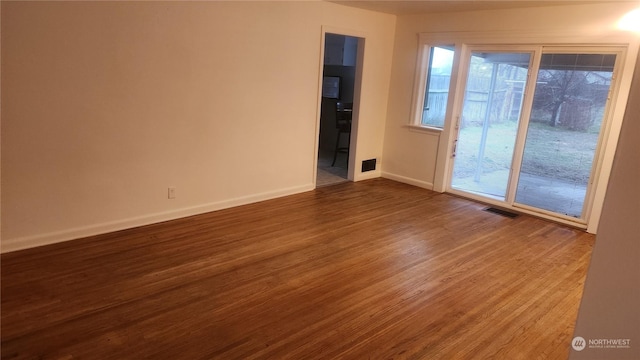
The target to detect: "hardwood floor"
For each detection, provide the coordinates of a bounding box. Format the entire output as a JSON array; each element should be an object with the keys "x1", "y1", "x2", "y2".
[{"x1": 1, "y1": 179, "x2": 594, "y2": 359}]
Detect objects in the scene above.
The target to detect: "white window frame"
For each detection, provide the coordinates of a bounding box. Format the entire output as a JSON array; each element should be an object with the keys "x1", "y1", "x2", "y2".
[
  {"x1": 409, "y1": 43, "x2": 459, "y2": 133},
  {"x1": 409, "y1": 30, "x2": 639, "y2": 233}
]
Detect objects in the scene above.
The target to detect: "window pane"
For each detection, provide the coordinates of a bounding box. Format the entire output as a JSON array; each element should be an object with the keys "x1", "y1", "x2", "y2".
[
  {"x1": 451, "y1": 51, "x2": 531, "y2": 200},
  {"x1": 422, "y1": 46, "x2": 455, "y2": 128},
  {"x1": 515, "y1": 53, "x2": 616, "y2": 218}
]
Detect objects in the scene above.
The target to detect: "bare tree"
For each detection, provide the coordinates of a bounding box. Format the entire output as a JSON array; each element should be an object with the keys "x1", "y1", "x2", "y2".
[{"x1": 536, "y1": 69, "x2": 589, "y2": 127}]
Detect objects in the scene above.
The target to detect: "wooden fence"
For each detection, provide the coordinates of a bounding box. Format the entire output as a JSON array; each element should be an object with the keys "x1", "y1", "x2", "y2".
[{"x1": 423, "y1": 75, "x2": 524, "y2": 127}]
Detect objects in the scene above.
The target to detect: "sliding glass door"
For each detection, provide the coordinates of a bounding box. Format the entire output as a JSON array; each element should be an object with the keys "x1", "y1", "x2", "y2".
[
  {"x1": 451, "y1": 50, "x2": 532, "y2": 200},
  {"x1": 514, "y1": 53, "x2": 617, "y2": 218},
  {"x1": 450, "y1": 47, "x2": 618, "y2": 222}
]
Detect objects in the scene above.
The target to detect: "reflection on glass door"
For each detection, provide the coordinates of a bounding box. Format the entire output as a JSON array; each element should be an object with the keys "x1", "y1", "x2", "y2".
[
  {"x1": 451, "y1": 51, "x2": 531, "y2": 200},
  {"x1": 515, "y1": 53, "x2": 617, "y2": 218}
]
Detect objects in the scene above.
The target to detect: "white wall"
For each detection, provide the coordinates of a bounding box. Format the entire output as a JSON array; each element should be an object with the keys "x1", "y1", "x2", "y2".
[
  {"x1": 382, "y1": 2, "x2": 639, "y2": 230},
  {"x1": 0, "y1": 1, "x2": 396, "y2": 252},
  {"x1": 569, "y1": 49, "x2": 640, "y2": 360}
]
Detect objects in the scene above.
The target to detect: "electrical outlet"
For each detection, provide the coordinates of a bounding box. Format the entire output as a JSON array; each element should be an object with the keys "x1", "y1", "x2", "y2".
[{"x1": 168, "y1": 187, "x2": 176, "y2": 199}]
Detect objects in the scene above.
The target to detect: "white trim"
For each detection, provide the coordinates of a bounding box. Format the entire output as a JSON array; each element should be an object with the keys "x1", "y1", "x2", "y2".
[
  {"x1": 312, "y1": 27, "x2": 327, "y2": 188},
  {"x1": 506, "y1": 47, "x2": 543, "y2": 205},
  {"x1": 317, "y1": 25, "x2": 367, "y2": 184},
  {"x1": 382, "y1": 172, "x2": 434, "y2": 190},
  {"x1": 322, "y1": 25, "x2": 367, "y2": 43},
  {"x1": 409, "y1": 41, "x2": 431, "y2": 126},
  {"x1": 587, "y1": 44, "x2": 638, "y2": 233},
  {"x1": 405, "y1": 124, "x2": 442, "y2": 135},
  {"x1": 1, "y1": 183, "x2": 314, "y2": 253},
  {"x1": 409, "y1": 42, "x2": 458, "y2": 130},
  {"x1": 349, "y1": 36, "x2": 366, "y2": 182},
  {"x1": 448, "y1": 188, "x2": 588, "y2": 230},
  {"x1": 434, "y1": 43, "x2": 465, "y2": 192},
  {"x1": 418, "y1": 29, "x2": 638, "y2": 46},
  {"x1": 411, "y1": 28, "x2": 640, "y2": 233},
  {"x1": 354, "y1": 169, "x2": 382, "y2": 182}
]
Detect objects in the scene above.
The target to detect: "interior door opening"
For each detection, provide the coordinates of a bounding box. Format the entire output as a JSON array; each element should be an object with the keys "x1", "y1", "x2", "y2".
[{"x1": 317, "y1": 33, "x2": 362, "y2": 187}]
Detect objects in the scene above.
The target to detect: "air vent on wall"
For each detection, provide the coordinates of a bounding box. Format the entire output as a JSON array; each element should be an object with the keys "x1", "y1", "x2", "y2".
[{"x1": 361, "y1": 159, "x2": 376, "y2": 172}]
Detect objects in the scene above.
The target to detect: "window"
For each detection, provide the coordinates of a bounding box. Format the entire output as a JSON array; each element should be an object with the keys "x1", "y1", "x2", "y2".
[
  {"x1": 448, "y1": 46, "x2": 622, "y2": 225},
  {"x1": 420, "y1": 46, "x2": 455, "y2": 128},
  {"x1": 515, "y1": 52, "x2": 617, "y2": 218},
  {"x1": 410, "y1": 29, "x2": 637, "y2": 232}
]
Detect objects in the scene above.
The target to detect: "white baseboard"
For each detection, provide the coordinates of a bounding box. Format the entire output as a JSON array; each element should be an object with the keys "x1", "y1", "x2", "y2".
[
  {"x1": 354, "y1": 169, "x2": 382, "y2": 182},
  {"x1": 381, "y1": 172, "x2": 434, "y2": 190},
  {"x1": 1, "y1": 183, "x2": 315, "y2": 253}
]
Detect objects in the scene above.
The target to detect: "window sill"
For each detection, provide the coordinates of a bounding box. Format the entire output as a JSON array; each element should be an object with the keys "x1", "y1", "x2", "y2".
[{"x1": 405, "y1": 124, "x2": 443, "y2": 135}]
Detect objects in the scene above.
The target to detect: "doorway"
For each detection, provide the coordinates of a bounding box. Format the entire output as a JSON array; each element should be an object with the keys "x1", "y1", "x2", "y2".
[
  {"x1": 451, "y1": 50, "x2": 531, "y2": 200},
  {"x1": 449, "y1": 46, "x2": 620, "y2": 222},
  {"x1": 317, "y1": 33, "x2": 361, "y2": 187}
]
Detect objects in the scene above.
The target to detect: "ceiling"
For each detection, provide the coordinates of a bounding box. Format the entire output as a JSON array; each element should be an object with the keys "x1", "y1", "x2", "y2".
[{"x1": 328, "y1": 1, "x2": 630, "y2": 15}]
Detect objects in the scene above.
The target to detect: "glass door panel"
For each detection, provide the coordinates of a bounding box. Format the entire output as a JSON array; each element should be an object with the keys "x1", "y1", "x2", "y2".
[
  {"x1": 451, "y1": 51, "x2": 531, "y2": 200},
  {"x1": 515, "y1": 53, "x2": 616, "y2": 218}
]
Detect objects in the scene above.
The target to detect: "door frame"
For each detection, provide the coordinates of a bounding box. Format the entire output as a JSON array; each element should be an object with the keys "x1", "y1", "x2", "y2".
[
  {"x1": 445, "y1": 45, "x2": 540, "y2": 202},
  {"x1": 418, "y1": 30, "x2": 639, "y2": 232},
  {"x1": 511, "y1": 46, "x2": 628, "y2": 223},
  {"x1": 446, "y1": 44, "x2": 626, "y2": 226},
  {"x1": 314, "y1": 26, "x2": 366, "y2": 186}
]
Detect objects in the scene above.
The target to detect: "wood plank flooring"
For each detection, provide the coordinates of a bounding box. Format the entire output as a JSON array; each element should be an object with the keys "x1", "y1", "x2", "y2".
[{"x1": 1, "y1": 178, "x2": 595, "y2": 359}]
